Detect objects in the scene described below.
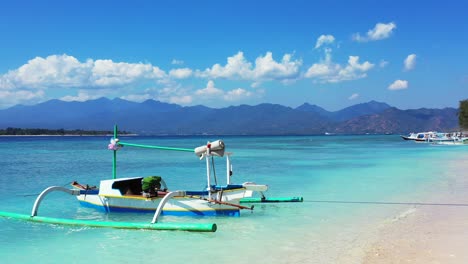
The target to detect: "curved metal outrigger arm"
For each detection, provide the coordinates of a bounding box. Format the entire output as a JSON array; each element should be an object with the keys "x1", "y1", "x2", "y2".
[
  {"x1": 151, "y1": 190, "x2": 186, "y2": 224},
  {"x1": 31, "y1": 186, "x2": 81, "y2": 217}
]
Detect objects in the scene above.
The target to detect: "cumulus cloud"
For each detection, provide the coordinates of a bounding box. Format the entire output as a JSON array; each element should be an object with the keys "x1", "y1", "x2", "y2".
[
  {"x1": 0, "y1": 54, "x2": 167, "y2": 90},
  {"x1": 348, "y1": 93, "x2": 359, "y2": 100},
  {"x1": 404, "y1": 54, "x2": 417, "y2": 71},
  {"x1": 353, "y1": 22, "x2": 396, "y2": 42},
  {"x1": 0, "y1": 53, "x2": 267, "y2": 108},
  {"x1": 0, "y1": 50, "x2": 382, "y2": 108},
  {"x1": 91, "y1": 59, "x2": 165, "y2": 86},
  {"x1": 0, "y1": 89, "x2": 45, "y2": 108},
  {"x1": 195, "y1": 80, "x2": 253, "y2": 102},
  {"x1": 195, "y1": 80, "x2": 224, "y2": 96},
  {"x1": 196, "y1": 52, "x2": 251, "y2": 79},
  {"x1": 254, "y1": 52, "x2": 301, "y2": 80},
  {"x1": 388, "y1": 79, "x2": 408, "y2": 90},
  {"x1": 315, "y1": 34, "x2": 335, "y2": 49},
  {"x1": 196, "y1": 51, "x2": 301, "y2": 82},
  {"x1": 305, "y1": 49, "x2": 374, "y2": 83},
  {"x1": 224, "y1": 88, "x2": 252, "y2": 101},
  {"x1": 169, "y1": 68, "x2": 193, "y2": 79},
  {"x1": 1, "y1": 55, "x2": 91, "y2": 89}
]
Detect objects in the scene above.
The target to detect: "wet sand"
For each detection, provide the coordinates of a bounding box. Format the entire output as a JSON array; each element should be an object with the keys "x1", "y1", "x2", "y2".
[{"x1": 362, "y1": 153, "x2": 468, "y2": 264}]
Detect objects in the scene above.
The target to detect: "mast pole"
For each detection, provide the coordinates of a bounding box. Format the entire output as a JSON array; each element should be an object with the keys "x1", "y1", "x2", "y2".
[
  {"x1": 205, "y1": 145, "x2": 212, "y2": 200},
  {"x1": 112, "y1": 125, "x2": 117, "y2": 179}
]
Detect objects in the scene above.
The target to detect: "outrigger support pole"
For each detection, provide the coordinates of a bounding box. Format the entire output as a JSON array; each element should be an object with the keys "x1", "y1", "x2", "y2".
[
  {"x1": 151, "y1": 190, "x2": 186, "y2": 224},
  {"x1": 31, "y1": 186, "x2": 81, "y2": 217},
  {"x1": 0, "y1": 186, "x2": 216, "y2": 232},
  {"x1": 0, "y1": 211, "x2": 217, "y2": 232}
]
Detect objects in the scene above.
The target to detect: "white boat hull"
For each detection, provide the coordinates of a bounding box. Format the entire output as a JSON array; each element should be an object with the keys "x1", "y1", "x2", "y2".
[{"x1": 76, "y1": 188, "x2": 255, "y2": 216}]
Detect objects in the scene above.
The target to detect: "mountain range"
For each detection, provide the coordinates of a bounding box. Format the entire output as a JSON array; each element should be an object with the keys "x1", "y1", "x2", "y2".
[{"x1": 0, "y1": 98, "x2": 460, "y2": 135}]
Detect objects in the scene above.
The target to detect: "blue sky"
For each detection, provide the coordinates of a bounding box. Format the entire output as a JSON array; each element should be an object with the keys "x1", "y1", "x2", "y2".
[{"x1": 0, "y1": 0, "x2": 467, "y2": 110}]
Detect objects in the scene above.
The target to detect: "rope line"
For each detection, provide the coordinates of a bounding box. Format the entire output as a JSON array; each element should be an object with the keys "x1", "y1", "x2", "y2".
[{"x1": 303, "y1": 200, "x2": 468, "y2": 207}]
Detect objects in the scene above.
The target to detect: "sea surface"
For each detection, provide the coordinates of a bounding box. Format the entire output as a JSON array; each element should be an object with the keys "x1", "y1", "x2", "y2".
[{"x1": 0, "y1": 135, "x2": 466, "y2": 263}]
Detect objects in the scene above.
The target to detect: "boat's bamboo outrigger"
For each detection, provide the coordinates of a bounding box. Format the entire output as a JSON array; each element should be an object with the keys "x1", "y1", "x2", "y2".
[
  {"x1": 0, "y1": 186, "x2": 216, "y2": 232},
  {"x1": 0, "y1": 125, "x2": 302, "y2": 232}
]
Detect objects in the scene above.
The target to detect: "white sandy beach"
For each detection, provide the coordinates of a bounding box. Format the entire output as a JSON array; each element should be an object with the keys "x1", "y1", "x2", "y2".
[{"x1": 361, "y1": 152, "x2": 468, "y2": 264}]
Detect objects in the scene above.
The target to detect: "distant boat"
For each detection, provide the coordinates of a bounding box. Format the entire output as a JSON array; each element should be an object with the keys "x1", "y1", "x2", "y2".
[
  {"x1": 402, "y1": 131, "x2": 468, "y2": 145},
  {"x1": 400, "y1": 132, "x2": 436, "y2": 142},
  {"x1": 400, "y1": 132, "x2": 418, "y2": 140},
  {"x1": 428, "y1": 132, "x2": 468, "y2": 145}
]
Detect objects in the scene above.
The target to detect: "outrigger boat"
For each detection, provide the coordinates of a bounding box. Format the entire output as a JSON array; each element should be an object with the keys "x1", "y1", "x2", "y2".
[
  {"x1": 72, "y1": 136, "x2": 267, "y2": 216},
  {"x1": 0, "y1": 125, "x2": 302, "y2": 232},
  {"x1": 71, "y1": 126, "x2": 302, "y2": 216}
]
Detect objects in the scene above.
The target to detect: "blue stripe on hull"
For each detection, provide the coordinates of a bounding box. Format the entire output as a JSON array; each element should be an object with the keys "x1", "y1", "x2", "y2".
[{"x1": 78, "y1": 201, "x2": 240, "y2": 217}]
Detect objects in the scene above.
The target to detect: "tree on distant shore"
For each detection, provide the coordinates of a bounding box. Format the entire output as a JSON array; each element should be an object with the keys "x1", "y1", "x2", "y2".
[{"x1": 459, "y1": 99, "x2": 468, "y2": 130}]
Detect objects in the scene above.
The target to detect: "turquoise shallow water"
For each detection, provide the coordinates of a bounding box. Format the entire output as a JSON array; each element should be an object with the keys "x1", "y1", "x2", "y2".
[{"x1": 0, "y1": 135, "x2": 466, "y2": 263}]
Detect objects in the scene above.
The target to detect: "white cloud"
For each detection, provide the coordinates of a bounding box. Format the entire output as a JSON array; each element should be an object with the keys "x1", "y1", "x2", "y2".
[
  {"x1": 254, "y1": 52, "x2": 301, "y2": 80},
  {"x1": 196, "y1": 51, "x2": 301, "y2": 82},
  {"x1": 0, "y1": 76, "x2": 15, "y2": 90},
  {"x1": 120, "y1": 90, "x2": 193, "y2": 105},
  {"x1": 0, "y1": 50, "x2": 383, "y2": 107},
  {"x1": 120, "y1": 84, "x2": 195, "y2": 105},
  {"x1": 379, "y1": 60, "x2": 389, "y2": 68},
  {"x1": 224, "y1": 88, "x2": 253, "y2": 101},
  {"x1": 169, "y1": 95, "x2": 192, "y2": 104},
  {"x1": 195, "y1": 80, "x2": 254, "y2": 103},
  {"x1": 91, "y1": 59, "x2": 165, "y2": 86},
  {"x1": 305, "y1": 49, "x2": 374, "y2": 83},
  {"x1": 122, "y1": 80, "x2": 256, "y2": 106},
  {"x1": 195, "y1": 80, "x2": 224, "y2": 96},
  {"x1": 197, "y1": 52, "x2": 252, "y2": 79},
  {"x1": 60, "y1": 91, "x2": 102, "y2": 102},
  {"x1": 1, "y1": 55, "x2": 91, "y2": 89},
  {"x1": 119, "y1": 93, "x2": 152, "y2": 102},
  {"x1": 171, "y1": 59, "x2": 184, "y2": 65},
  {"x1": 0, "y1": 89, "x2": 45, "y2": 108},
  {"x1": 404, "y1": 54, "x2": 417, "y2": 71},
  {"x1": 337, "y1": 56, "x2": 374, "y2": 80},
  {"x1": 348, "y1": 93, "x2": 359, "y2": 100},
  {"x1": 388, "y1": 79, "x2": 408, "y2": 90},
  {"x1": 305, "y1": 64, "x2": 333, "y2": 77},
  {"x1": 143, "y1": 84, "x2": 194, "y2": 105},
  {"x1": 169, "y1": 68, "x2": 193, "y2": 79},
  {"x1": 0, "y1": 54, "x2": 168, "y2": 90},
  {"x1": 353, "y1": 22, "x2": 396, "y2": 42},
  {"x1": 304, "y1": 48, "x2": 335, "y2": 77},
  {"x1": 315, "y1": 34, "x2": 335, "y2": 49}
]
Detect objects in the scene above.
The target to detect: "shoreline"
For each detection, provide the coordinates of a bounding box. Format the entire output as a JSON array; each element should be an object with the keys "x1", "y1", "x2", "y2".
[
  {"x1": 361, "y1": 152, "x2": 468, "y2": 263},
  {"x1": 0, "y1": 134, "x2": 138, "y2": 137}
]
